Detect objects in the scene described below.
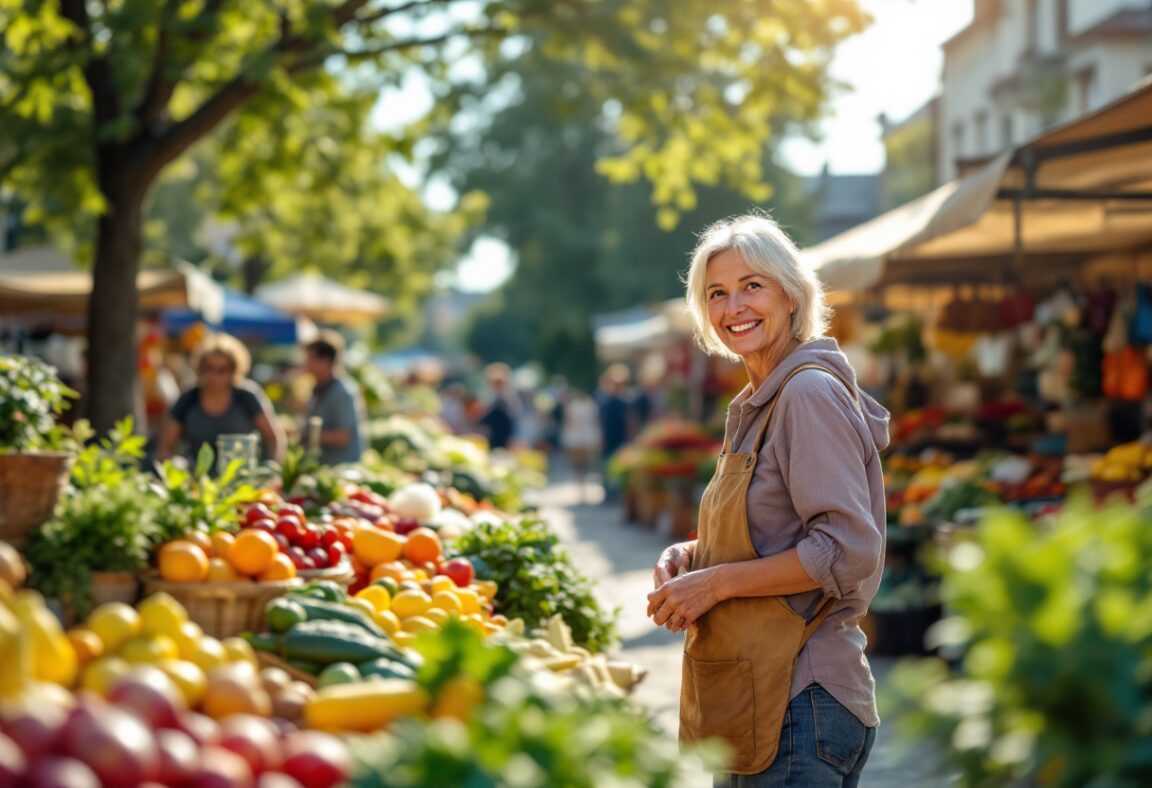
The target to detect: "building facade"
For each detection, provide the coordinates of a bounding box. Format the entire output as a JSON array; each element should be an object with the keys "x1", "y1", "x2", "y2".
[{"x1": 938, "y1": 0, "x2": 1152, "y2": 181}]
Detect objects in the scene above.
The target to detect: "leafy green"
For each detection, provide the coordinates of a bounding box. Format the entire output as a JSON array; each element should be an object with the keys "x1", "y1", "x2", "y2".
[
  {"x1": 23, "y1": 418, "x2": 159, "y2": 617},
  {"x1": 454, "y1": 518, "x2": 618, "y2": 653},
  {"x1": 0, "y1": 354, "x2": 78, "y2": 452},
  {"x1": 887, "y1": 498, "x2": 1152, "y2": 786},
  {"x1": 152, "y1": 444, "x2": 257, "y2": 543}
]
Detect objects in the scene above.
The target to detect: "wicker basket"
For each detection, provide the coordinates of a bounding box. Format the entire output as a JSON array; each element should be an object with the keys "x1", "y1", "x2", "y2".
[
  {"x1": 0, "y1": 452, "x2": 73, "y2": 549},
  {"x1": 143, "y1": 574, "x2": 302, "y2": 639},
  {"x1": 255, "y1": 650, "x2": 318, "y2": 688}
]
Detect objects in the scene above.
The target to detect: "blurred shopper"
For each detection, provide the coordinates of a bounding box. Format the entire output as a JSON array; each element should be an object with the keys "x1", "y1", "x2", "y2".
[
  {"x1": 302, "y1": 330, "x2": 366, "y2": 466},
  {"x1": 157, "y1": 333, "x2": 285, "y2": 464},
  {"x1": 647, "y1": 214, "x2": 889, "y2": 786},
  {"x1": 439, "y1": 382, "x2": 473, "y2": 434},
  {"x1": 560, "y1": 389, "x2": 601, "y2": 499},
  {"x1": 597, "y1": 363, "x2": 631, "y2": 501},
  {"x1": 477, "y1": 363, "x2": 520, "y2": 450}
]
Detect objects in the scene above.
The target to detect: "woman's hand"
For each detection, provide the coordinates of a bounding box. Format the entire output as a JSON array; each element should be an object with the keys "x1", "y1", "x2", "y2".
[
  {"x1": 652, "y1": 541, "x2": 695, "y2": 590},
  {"x1": 646, "y1": 564, "x2": 726, "y2": 633}
]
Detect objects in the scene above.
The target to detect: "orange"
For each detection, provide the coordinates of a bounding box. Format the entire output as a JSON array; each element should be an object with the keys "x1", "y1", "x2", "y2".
[
  {"x1": 228, "y1": 530, "x2": 278, "y2": 576},
  {"x1": 258, "y1": 552, "x2": 297, "y2": 582},
  {"x1": 401, "y1": 528, "x2": 442, "y2": 565},
  {"x1": 370, "y1": 561, "x2": 409, "y2": 584},
  {"x1": 183, "y1": 530, "x2": 214, "y2": 557},
  {"x1": 205, "y1": 557, "x2": 241, "y2": 583},
  {"x1": 66, "y1": 628, "x2": 105, "y2": 664},
  {"x1": 158, "y1": 541, "x2": 210, "y2": 583},
  {"x1": 353, "y1": 527, "x2": 405, "y2": 567},
  {"x1": 210, "y1": 531, "x2": 236, "y2": 558}
]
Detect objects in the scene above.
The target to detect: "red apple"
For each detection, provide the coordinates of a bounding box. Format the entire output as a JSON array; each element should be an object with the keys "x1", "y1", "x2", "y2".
[
  {"x1": 298, "y1": 525, "x2": 321, "y2": 550},
  {"x1": 319, "y1": 527, "x2": 339, "y2": 548},
  {"x1": 280, "y1": 731, "x2": 351, "y2": 788},
  {"x1": 440, "y1": 557, "x2": 475, "y2": 588},
  {"x1": 108, "y1": 668, "x2": 187, "y2": 729},
  {"x1": 249, "y1": 518, "x2": 278, "y2": 535},
  {"x1": 277, "y1": 505, "x2": 305, "y2": 522},
  {"x1": 276, "y1": 518, "x2": 303, "y2": 542},
  {"x1": 0, "y1": 702, "x2": 68, "y2": 761},
  {"x1": 286, "y1": 547, "x2": 308, "y2": 570},
  {"x1": 177, "y1": 711, "x2": 221, "y2": 747},
  {"x1": 155, "y1": 729, "x2": 199, "y2": 785},
  {"x1": 325, "y1": 543, "x2": 346, "y2": 566},
  {"x1": 0, "y1": 732, "x2": 27, "y2": 787},
  {"x1": 25, "y1": 757, "x2": 99, "y2": 788},
  {"x1": 256, "y1": 774, "x2": 304, "y2": 788},
  {"x1": 245, "y1": 504, "x2": 273, "y2": 526},
  {"x1": 60, "y1": 704, "x2": 159, "y2": 786},
  {"x1": 218, "y1": 715, "x2": 282, "y2": 776},
  {"x1": 190, "y1": 745, "x2": 254, "y2": 788},
  {"x1": 273, "y1": 532, "x2": 291, "y2": 552},
  {"x1": 306, "y1": 547, "x2": 329, "y2": 568}
]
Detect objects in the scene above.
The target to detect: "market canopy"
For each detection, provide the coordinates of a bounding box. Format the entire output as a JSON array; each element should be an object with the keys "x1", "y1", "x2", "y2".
[
  {"x1": 162, "y1": 287, "x2": 313, "y2": 345},
  {"x1": 0, "y1": 245, "x2": 223, "y2": 321},
  {"x1": 805, "y1": 76, "x2": 1152, "y2": 290},
  {"x1": 254, "y1": 273, "x2": 389, "y2": 326}
]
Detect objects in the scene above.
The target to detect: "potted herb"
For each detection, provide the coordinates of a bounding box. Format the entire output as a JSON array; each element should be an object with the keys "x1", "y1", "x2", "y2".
[
  {"x1": 0, "y1": 354, "x2": 78, "y2": 548},
  {"x1": 23, "y1": 419, "x2": 159, "y2": 620}
]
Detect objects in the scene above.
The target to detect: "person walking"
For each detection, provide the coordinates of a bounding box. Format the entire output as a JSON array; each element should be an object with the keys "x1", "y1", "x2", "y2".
[
  {"x1": 646, "y1": 213, "x2": 890, "y2": 787},
  {"x1": 560, "y1": 389, "x2": 601, "y2": 500},
  {"x1": 157, "y1": 332, "x2": 285, "y2": 465},
  {"x1": 477, "y1": 363, "x2": 520, "y2": 450},
  {"x1": 302, "y1": 331, "x2": 366, "y2": 466}
]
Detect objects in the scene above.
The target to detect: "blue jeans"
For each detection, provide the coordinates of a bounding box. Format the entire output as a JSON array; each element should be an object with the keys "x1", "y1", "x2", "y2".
[{"x1": 714, "y1": 684, "x2": 876, "y2": 788}]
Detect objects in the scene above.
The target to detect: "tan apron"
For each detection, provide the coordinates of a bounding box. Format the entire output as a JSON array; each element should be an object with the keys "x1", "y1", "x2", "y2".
[{"x1": 679, "y1": 364, "x2": 852, "y2": 774}]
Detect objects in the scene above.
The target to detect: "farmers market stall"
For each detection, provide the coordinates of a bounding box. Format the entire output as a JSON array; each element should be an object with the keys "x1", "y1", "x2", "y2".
[{"x1": 0, "y1": 354, "x2": 701, "y2": 787}]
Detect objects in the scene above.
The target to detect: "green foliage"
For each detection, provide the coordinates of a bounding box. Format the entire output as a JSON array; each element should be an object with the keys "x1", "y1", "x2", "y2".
[
  {"x1": 454, "y1": 517, "x2": 618, "y2": 653},
  {"x1": 0, "y1": 354, "x2": 78, "y2": 452},
  {"x1": 348, "y1": 624, "x2": 715, "y2": 787},
  {"x1": 887, "y1": 499, "x2": 1152, "y2": 786},
  {"x1": 152, "y1": 446, "x2": 257, "y2": 543},
  {"x1": 23, "y1": 418, "x2": 158, "y2": 617}
]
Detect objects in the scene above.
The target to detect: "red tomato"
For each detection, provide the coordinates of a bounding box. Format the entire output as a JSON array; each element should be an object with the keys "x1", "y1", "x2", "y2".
[
  {"x1": 440, "y1": 557, "x2": 475, "y2": 588},
  {"x1": 244, "y1": 504, "x2": 274, "y2": 526}
]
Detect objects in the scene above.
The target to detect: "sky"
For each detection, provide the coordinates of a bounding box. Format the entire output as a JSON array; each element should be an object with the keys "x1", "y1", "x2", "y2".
[{"x1": 448, "y1": 0, "x2": 975, "y2": 292}]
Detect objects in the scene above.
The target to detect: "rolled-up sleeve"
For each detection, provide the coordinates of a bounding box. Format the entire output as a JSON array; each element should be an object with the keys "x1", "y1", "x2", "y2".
[{"x1": 773, "y1": 384, "x2": 882, "y2": 598}]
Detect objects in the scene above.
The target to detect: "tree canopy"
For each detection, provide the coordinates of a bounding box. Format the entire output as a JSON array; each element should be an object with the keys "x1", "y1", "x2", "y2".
[{"x1": 0, "y1": 0, "x2": 865, "y2": 430}]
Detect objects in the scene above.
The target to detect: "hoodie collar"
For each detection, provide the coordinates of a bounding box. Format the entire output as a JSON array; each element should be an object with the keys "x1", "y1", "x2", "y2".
[{"x1": 744, "y1": 337, "x2": 855, "y2": 408}]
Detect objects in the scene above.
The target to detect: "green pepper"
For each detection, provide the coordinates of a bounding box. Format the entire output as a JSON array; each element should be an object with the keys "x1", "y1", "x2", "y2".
[{"x1": 265, "y1": 598, "x2": 308, "y2": 634}]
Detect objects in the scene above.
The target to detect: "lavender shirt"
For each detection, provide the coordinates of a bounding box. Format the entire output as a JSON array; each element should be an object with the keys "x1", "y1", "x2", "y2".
[{"x1": 722, "y1": 338, "x2": 890, "y2": 727}]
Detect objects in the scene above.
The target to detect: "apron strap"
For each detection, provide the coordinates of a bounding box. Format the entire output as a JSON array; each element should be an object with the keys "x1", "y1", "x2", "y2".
[{"x1": 753, "y1": 363, "x2": 858, "y2": 453}]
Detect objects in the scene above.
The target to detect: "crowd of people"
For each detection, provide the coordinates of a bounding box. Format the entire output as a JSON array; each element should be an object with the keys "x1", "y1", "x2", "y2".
[{"x1": 135, "y1": 324, "x2": 660, "y2": 488}]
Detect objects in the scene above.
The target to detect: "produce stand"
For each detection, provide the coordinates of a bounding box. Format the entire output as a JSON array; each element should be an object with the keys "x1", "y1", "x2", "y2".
[{"x1": 0, "y1": 357, "x2": 689, "y2": 787}]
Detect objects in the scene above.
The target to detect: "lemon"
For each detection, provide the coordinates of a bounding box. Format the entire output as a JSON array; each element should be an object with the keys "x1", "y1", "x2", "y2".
[
  {"x1": 391, "y1": 590, "x2": 432, "y2": 619},
  {"x1": 400, "y1": 615, "x2": 438, "y2": 634},
  {"x1": 86, "y1": 602, "x2": 141, "y2": 653},
  {"x1": 425, "y1": 608, "x2": 450, "y2": 625},
  {"x1": 221, "y1": 636, "x2": 258, "y2": 669},
  {"x1": 455, "y1": 588, "x2": 482, "y2": 616},
  {"x1": 346, "y1": 598, "x2": 377, "y2": 619},
  {"x1": 81, "y1": 655, "x2": 132, "y2": 696},
  {"x1": 120, "y1": 634, "x2": 180, "y2": 664},
  {"x1": 156, "y1": 659, "x2": 208, "y2": 706},
  {"x1": 429, "y1": 576, "x2": 456, "y2": 595},
  {"x1": 188, "y1": 636, "x2": 228, "y2": 673},
  {"x1": 138, "y1": 592, "x2": 189, "y2": 639},
  {"x1": 354, "y1": 586, "x2": 392, "y2": 613},
  {"x1": 372, "y1": 609, "x2": 401, "y2": 636},
  {"x1": 172, "y1": 620, "x2": 204, "y2": 660},
  {"x1": 430, "y1": 591, "x2": 462, "y2": 615}
]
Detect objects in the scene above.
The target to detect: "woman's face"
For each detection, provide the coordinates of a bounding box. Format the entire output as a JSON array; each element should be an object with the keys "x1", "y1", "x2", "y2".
[
  {"x1": 198, "y1": 352, "x2": 234, "y2": 388},
  {"x1": 705, "y1": 249, "x2": 794, "y2": 360}
]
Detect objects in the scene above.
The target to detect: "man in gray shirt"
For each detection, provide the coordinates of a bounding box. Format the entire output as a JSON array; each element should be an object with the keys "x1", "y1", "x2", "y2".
[{"x1": 303, "y1": 331, "x2": 365, "y2": 466}]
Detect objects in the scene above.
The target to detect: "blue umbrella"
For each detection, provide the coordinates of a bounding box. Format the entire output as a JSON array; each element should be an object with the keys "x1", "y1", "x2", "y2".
[{"x1": 162, "y1": 288, "x2": 301, "y2": 345}]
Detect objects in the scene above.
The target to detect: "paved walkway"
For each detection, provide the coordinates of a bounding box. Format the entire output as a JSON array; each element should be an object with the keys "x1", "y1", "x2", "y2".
[{"x1": 530, "y1": 470, "x2": 946, "y2": 788}]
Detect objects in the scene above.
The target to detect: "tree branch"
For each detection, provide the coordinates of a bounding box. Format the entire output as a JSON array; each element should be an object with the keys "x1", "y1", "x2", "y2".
[
  {"x1": 353, "y1": 0, "x2": 466, "y2": 27},
  {"x1": 137, "y1": 0, "x2": 231, "y2": 124},
  {"x1": 290, "y1": 24, "x2": 507, "y2": 71},
  {"x1": 58, "y1": 0, "x2": 121, "y2": 123}
]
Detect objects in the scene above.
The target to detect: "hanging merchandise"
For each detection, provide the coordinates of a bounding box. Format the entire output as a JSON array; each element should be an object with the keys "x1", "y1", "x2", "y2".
[
  {"x1": 1102, "y1": 346, "x2": 1150, "y2": 402},
  {"x1": 1083, "y1": 288, "x2": 1116, "y2": 336},
  {"x1": 1130, "y1": 283, "x2": 1152, "y2": 346},
  {"x1": 973, "y1": 333, "x2": 1012, "y2": 378},
  {"x1": 999, "y1": 291, "x2": 1035, "y2": 329},
  {"x1": 1068, "y1": 328, "x2": 1103, "y2": 398},
  {"x1": 1102, "y1": 292, "x2": 1130, "y2": 354}
]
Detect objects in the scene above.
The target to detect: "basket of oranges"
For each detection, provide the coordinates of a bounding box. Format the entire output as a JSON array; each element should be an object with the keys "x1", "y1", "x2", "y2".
[{"x1": 144, "y1": 529, "x2": 302, "y2": 638}]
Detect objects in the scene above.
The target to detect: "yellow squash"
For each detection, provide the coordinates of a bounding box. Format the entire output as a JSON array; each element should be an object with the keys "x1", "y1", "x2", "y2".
[{"x1": 304, "y1": 679, "x2": 429, "y2": 732}]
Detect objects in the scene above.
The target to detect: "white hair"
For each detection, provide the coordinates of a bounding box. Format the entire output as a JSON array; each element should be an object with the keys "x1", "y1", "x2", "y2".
[{"x1": 684, "y1": 213, "x2": 829, "y2": 360}]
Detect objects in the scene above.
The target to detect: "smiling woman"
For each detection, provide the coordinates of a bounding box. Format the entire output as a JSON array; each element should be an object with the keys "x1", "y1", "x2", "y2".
[{"x1": 649, "y1": 213, "x2": 891, "y2": 787}]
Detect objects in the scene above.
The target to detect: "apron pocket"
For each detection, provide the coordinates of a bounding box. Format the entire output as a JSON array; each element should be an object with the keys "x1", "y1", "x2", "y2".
[{"x1": 681, "y1": 655, "x2": 756, "y2": 766}]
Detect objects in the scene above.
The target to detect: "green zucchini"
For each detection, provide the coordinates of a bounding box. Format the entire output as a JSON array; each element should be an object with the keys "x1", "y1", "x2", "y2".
[
  {"x1": 290, "y1": 597, "x2": 389, "y2": 639},
  {"x1": 280, "y1": 619, "x2": 400, "y2": 665}
]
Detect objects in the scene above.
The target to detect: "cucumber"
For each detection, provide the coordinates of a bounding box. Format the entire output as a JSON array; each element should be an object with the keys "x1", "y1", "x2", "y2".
[
  {"x1": 357, "y1": 657, "x2": 416, "y2": 681},
  {"x1": 280, "y1": 619, "x2": 400, "y2": 665},
  {"x1": 290, "y1": 597, "x2": 389, "y2": 639}
]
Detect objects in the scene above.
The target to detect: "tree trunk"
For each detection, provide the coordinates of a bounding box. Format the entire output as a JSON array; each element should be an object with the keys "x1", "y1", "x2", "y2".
[
  {"x1": 85, "y1": 164, "x2": 149, "y2": 435},
  {"x1": 241, "y1": 256, "x2": 271, "y2": 295}
]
